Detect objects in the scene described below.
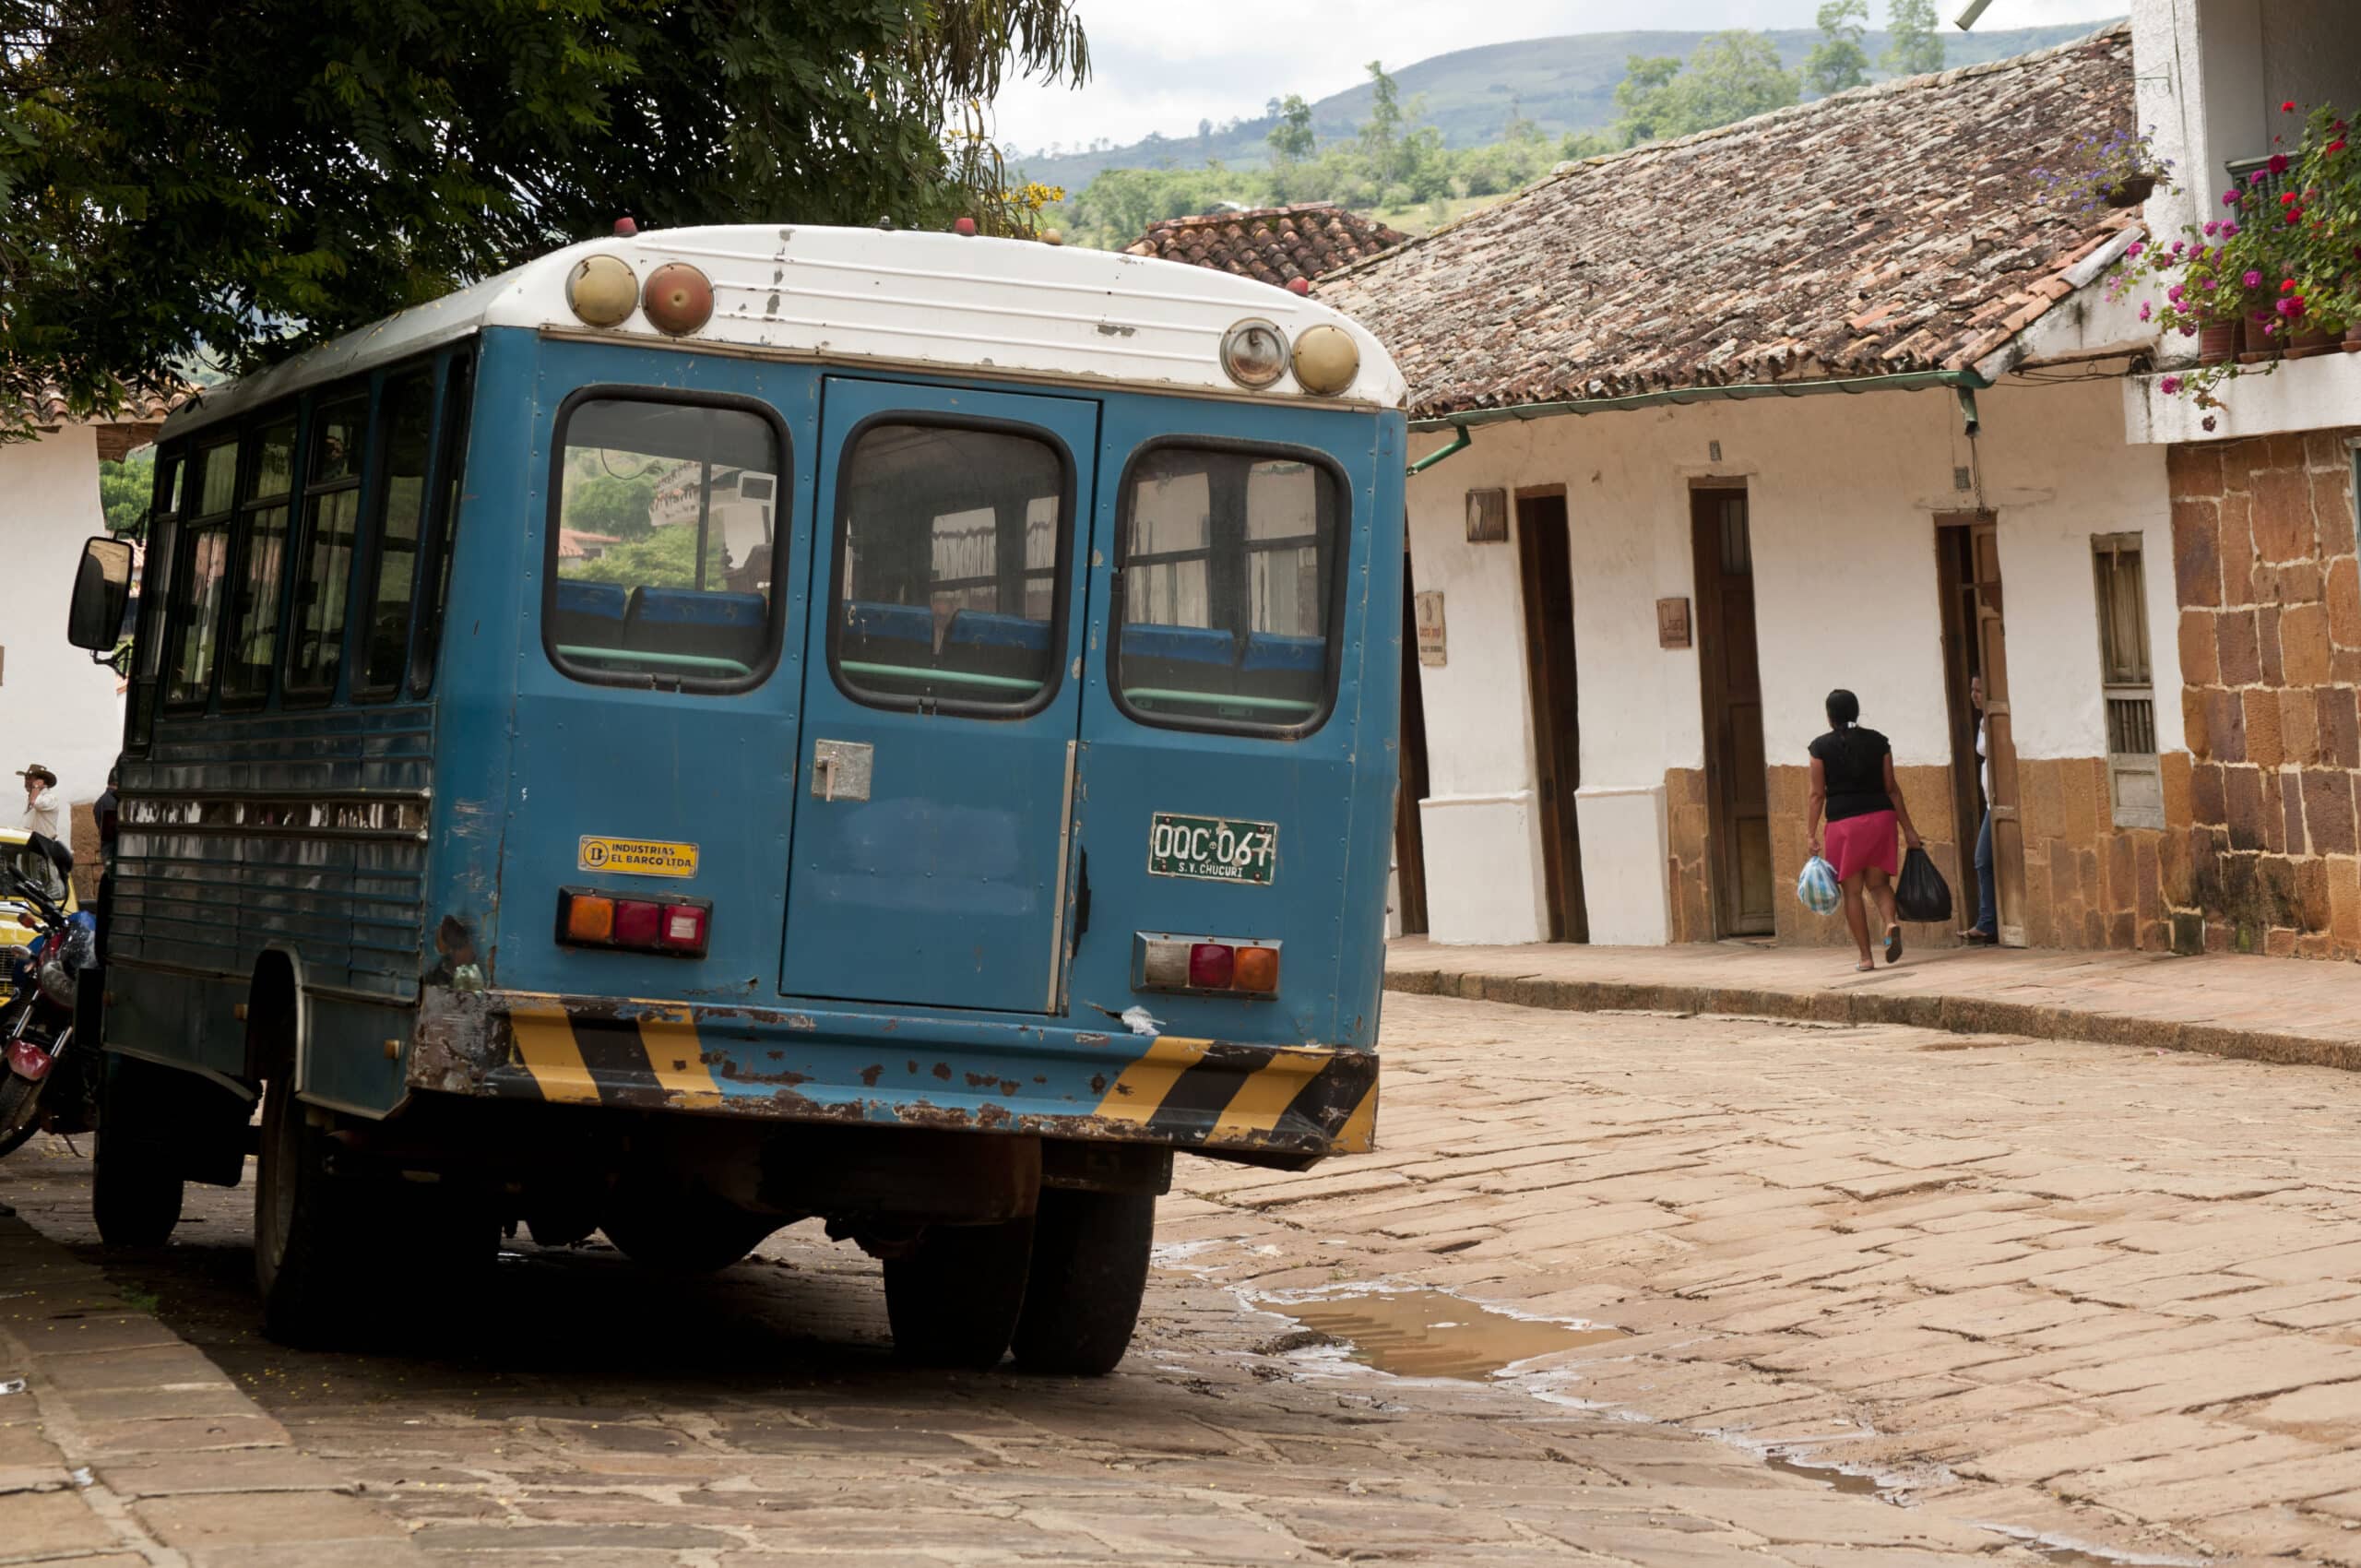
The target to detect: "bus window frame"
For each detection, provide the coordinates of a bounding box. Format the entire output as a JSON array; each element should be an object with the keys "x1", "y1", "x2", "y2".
[
  {"x1": 540, "y1": 384, "x2": 794, "y2": 695},
  {"x1": 280, "y1": 381, "x2": 374, "y2": 707},
  {"x1": 126, "y1": 449, "x2": 185, "y2": 752},
  {"x1": 350, "y1": 362, "x2": 441, "y2": 703},
  {"x1": 217, "y1": 410, "x2": 304, "y2": 712},
  {"x1": 160, "y1": 432, "x2": 249, "y2": 715},
  {"x1": 823, "y1": 409, "x2": 1077, "y2": 723},
  {"x1": 1107, "y1": 435, "x2": 1351, "y2": 742},
  {"x1": 406, "y1": 350, "x2": 475, "y2": 700}
]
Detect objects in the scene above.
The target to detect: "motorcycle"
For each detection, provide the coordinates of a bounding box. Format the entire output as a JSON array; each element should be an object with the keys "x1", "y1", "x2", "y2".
[{"x1": 0, "y1": 836, "x2": 99, "y2": 1159}]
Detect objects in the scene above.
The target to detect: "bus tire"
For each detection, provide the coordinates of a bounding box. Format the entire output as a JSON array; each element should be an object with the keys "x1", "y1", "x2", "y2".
[
  {"x1": 601, "y1": 1197, "x2": 775, "y2": 1274},
  {"x1": 92, "y1": 1126, "x2": 184, "y2": 1247},
  {"x1": 254, "y1": 1076, "x2": 378, "y2": 1347},
  {"x1": 884, "y1": 1216, "x2": 1033, "y2": 1371},
  {"x1": 1010, "y1": 1190, "x2": 1155, "y2": 1377}
]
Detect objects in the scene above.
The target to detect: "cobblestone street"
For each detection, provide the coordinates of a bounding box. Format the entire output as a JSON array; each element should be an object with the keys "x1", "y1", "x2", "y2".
[{"x1": 6, "y1": 992, "x2": 2360, "y2": 1565}]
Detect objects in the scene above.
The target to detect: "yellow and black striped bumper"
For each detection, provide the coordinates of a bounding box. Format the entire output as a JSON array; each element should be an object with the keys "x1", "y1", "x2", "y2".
[{"x1": 409, "y1": 991, "x2": 1378, "y2": 1164}]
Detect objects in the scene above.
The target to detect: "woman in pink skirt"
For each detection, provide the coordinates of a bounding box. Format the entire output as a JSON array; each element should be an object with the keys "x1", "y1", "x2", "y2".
[{"x1": 1805, "y1": 689, "x2": 1924, "y2": 970}]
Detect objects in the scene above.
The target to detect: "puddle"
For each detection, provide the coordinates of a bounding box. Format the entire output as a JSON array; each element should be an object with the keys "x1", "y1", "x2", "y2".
[
  {"x1": 1764, "y1": 1454, "x2": 1888, "y2": 1495},
  {"x1": 1271, "y1": 1289, "x2": 1625, "y2": 1380}
]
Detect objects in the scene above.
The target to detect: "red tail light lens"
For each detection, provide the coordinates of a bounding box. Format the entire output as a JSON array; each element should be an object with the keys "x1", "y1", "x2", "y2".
[
  {"x1": 1134, "y1": 933, "x2": 1281, "y2": 998},
  {"x1": 557, "y1": 888, "x2": 710, "y2": 958},
  {"x1": 1188, "y1": 943, "x2": 1235, "y2": 989}
]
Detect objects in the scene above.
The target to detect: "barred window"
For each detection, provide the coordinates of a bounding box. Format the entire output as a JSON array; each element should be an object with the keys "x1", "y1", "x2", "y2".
[{"x1": 2093, "y1": 534, "x2": 2163, "y2": 830}]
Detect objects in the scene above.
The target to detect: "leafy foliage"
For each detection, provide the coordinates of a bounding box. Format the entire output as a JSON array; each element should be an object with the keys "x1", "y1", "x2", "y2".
[
  {"x1": 0, "y1": 0, "x2": 1088, "y2": 440},
  {"x1": 98, "y1": 448, "x2": 154, "y2": 536},
  {"x1": 1881, "y1": 0, "x2": 1946, "y2": 77},
  {"x1": 564, "y1": 522, "x2": 725, "y2": 590},
  {"x1": 1805, "y1": 0, "x2": 1871, "y2": 98},
  {"x1": 1612, "y1": 33, "x2": 1800, "y2": 146}
]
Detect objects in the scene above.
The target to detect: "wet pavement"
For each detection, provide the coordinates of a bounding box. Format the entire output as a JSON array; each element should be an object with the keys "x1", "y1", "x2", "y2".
[{"x1": 6, "y1": 990, "x2": 2359, "y2": 1563}]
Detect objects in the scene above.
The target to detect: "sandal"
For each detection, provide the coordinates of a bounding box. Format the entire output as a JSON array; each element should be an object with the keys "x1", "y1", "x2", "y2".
[
  {"x1": 1855, "y1": 960, "x2": 1876, "y2": 972},
  {"x1": 1884, "y1": 924, "x2": 1904, "y2": 966}
]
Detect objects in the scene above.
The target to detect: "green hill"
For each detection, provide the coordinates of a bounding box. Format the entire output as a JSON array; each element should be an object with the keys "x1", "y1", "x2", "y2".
[{"x1": 1011, "y1": 22, "x2": 2114, "y2": 189}]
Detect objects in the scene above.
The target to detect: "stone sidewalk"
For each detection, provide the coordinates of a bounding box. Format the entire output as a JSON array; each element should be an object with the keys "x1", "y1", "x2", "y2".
[
  {"x1": 0, "y1": 1205, "x2": 426, "y2": 1567},
  {"x1": 1387, "y1": 935, "x2": 2361, "y2": 1070}
]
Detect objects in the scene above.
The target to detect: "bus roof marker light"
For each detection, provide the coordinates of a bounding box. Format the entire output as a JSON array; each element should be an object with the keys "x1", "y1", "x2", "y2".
[
  {"x1": 642, "y1": 262, "x2": 715, "y2": 335},
  {"x1": 1291, "y1": 324, "x2": 1359, "y2": 397},
  {"x1": 953, "y1": 217, "x2": 978, "y2": 236},
  {"x1": 565, "y1": 255, "x2": 638, "y2": 328},
  {"x1": 1220, "y1": 318, "x2": 1288, "y2": 389}
]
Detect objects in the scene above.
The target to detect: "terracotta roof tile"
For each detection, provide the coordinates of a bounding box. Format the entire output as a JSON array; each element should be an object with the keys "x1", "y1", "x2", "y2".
[
  {"x1": 1315, "y1": 26, "x2": 2139, "y2": 422},
  {"x1": 1125, "y1": 202, "x2": 1409, "y2": 288},
  {"x1": 12, "y1": 379, "x2": 196, "y2": 459}
]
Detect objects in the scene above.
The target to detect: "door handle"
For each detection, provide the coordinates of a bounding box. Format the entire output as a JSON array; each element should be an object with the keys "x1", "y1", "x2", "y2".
[{"x1": 809, "y1": 740, "x2": 873, "y2": 802}]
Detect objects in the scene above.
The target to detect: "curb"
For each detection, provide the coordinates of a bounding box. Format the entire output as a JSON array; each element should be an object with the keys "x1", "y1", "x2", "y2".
[{"x1": 1382, "y1": 967, "x2": 2361, "y2": 1074}]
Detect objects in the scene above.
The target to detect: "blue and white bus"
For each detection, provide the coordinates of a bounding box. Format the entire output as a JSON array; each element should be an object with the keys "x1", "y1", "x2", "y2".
[{"x1": 64, "y1": 224, "x2": 1406, "y2": 1371}]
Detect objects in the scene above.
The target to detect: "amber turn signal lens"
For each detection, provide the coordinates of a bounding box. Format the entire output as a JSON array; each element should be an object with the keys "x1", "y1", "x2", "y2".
[
  {"x1": 565, "y1": 254, "x2": 637, "y2": 328},
  {"x1": 1290, "y1": 324, "x2": 1359, "y2": 396},
  {"x1": 1233, "y1": 945, "x2": 1280, "y2": 992},
  {"x1": 565, "y1": 894, "x2": 615, "y2": 943},
  {"x1": 641, "y1": 262, "x2": 714, "y2": 335}
]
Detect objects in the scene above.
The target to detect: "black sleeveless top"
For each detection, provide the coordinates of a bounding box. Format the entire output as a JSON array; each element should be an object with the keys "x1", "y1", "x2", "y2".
[{"x1": 1809, "y1": 727, "x2": 1892, "y2": 823}]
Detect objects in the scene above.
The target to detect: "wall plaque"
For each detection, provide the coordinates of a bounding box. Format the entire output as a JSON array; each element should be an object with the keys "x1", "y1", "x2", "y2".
[
  {"x1": 1656, "y1": 597, "x2": 1692, "y2": 649},
  {"x1": 1414, "y1": 590, "x2": 1446, "y2": 667},
  {"x1": 1465, "y1": 488, "x2": 1508, "y2": 543}
]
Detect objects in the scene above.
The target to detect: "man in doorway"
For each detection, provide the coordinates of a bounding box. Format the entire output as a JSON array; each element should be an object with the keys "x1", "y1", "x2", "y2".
[
  {"x1": 15, "y1": 764, "x2": 60, "y2": 842},
  {"x1": 1962, "y1": 679, "x2": 1998, "y2": 944}
]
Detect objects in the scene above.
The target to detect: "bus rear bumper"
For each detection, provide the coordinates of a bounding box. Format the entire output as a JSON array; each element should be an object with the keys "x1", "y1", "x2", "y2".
[{"x1": 409, "y1": 989, "x2": 1377, "y2": 1167}]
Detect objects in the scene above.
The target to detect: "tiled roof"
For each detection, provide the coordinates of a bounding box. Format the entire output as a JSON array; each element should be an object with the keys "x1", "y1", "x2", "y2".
[
  {"x1": 1316, "y1": 26, "x2": 2139, "y2": 422},
  {"x1": 1126, "y1": 203, "x2": 1410, "y2": 289},
  {"x1": 15, "y1": 380, "x2": 195, "y2": 459},
  {"x1": 556, "y1": 529, "x2": 621, "y2": 561}
]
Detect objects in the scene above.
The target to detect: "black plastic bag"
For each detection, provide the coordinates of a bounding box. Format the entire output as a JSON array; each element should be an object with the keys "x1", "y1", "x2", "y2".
[{"x1": 1894, "y1": 847, "x2": 1952, "y2": 923}]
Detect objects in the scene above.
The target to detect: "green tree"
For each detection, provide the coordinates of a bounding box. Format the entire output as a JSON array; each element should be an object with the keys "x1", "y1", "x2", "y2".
[
  {"x1": 1267, "y1": 94, "x2": 1316, "y2": 166},
  {"x1": 1, "y1": 0, "x2": 1089, "y2": 443},
  {"x1": 1614, "y1": 34, "x2": 1797, "y2": 147},
  {"x1": 1358, "y1": 61, "x2": 1404, "y2": 183},
  {"x1": 1805, "y1": 0, "x2": 1871, "y2": 97},
  {"x1": 1882, "y1": 0, "x2": 1946, "y2": 77},
  {"x1": 98, "y1": 448, "x2": 155, "y2": 536},
  {"x1": 564, "y1": 471, "x2": 661, "y2": 541},
  {"x1": 1611, "y1": 55, "x2": 1684, "y2": 146},
  {"x1": 567, "y1": 523, "x2": 726, "y2": 591}
]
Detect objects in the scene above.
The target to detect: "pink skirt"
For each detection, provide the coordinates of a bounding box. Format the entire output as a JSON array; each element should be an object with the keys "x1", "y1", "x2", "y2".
[{"x1": 1824, "y1": 810, "x2": 1899, "y2": 883}]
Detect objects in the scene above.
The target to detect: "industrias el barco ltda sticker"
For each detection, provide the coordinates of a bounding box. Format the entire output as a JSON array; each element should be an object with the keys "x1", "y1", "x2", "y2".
[
  {"x1": 577, "y1": 837, "x2": 699, "y2": 878},
  {"x1": 1147, "y1": 813, "x2": 1277, "y2": 885}
]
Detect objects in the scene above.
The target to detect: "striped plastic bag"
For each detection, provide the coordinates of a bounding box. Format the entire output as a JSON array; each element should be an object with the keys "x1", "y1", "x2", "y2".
[{"x1": 1797, "y1": 854, "x2": 1840, "y2": 916}]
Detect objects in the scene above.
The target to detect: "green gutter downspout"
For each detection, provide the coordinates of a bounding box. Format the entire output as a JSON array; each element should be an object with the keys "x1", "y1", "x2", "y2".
[{"x1": 1402, "y1": 368, "x2": 1990, "y2": 473}]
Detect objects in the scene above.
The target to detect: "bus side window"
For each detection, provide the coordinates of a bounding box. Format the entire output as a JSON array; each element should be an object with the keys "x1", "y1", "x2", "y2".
[
  {"x1": 218, "y1": 416, "x2": 298, "y2": 707},
  {"x1": 162, "y1": 436, "x2": 242, "y2": 710},
  {"x1": 127, "y1": 449, "x2": 184, "y2": 748},
  {"x1": 407, "y1": 354, "x2": 474, "y2": 697},
  {"x1": 354, "y1": 370, "x2": 435, "y2": 699},
  {"x1": 283, "y1": 392, "x2": 369, "y2": 700},
  {"x1": 830, "y1": 422, "x2": 1066, "y2": 713},
  {"x1": 1112, "y1": 445, "x2": 1343, "y2": 735}
]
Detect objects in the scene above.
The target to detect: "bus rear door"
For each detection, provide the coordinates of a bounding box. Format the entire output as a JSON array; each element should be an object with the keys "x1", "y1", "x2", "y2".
[{"x1": 780, "y1": 378, "x2": 1097, "y2": 1015}]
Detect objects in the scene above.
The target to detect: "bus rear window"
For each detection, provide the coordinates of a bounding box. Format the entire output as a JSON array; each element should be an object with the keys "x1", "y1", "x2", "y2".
[
  {"x1": 1114, "y1": 446, "x2": 1342, "y2": 734},
  {"x1": 548, "y1": 397, "x2": 783, "y2": 688}
]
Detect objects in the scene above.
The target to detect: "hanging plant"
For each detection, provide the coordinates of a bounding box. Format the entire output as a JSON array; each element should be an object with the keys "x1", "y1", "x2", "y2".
[{"x1": 2036, "y1": 125, "x2": 2177, "y2": 220}]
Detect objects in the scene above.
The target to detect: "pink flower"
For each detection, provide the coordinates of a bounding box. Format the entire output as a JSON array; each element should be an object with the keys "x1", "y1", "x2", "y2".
[
  {"x1": 2244, "y1": 269, "x2": 2263, "y2": 287},
  {"x1": 2159, "y1": 375, "x2": 2182, "y2": 394},
  {"x1": 2269, "y1": 152, "x2": 2291, "y2": 174},
  {"x1": 2202, "y1": 277, "x2": 2218, "y2": 291},
  {"x1": 2168, "y1": 283, "x2": 2186, "y2": 302},
  {"x1": 2223, "y1": 189, "x2": 2241, "y2": 206},
  {"x1": 2140, "y1": 302, "x2": 2153, "y2": 320},
  {"x1": 2204, "y1": 220, "x2": 2221, "y2": 235},
  {"x1": 2221, "y1": 221, "x2": 2240, "y2": 236},
  {"x1": 2128, "y1": 241, "x2": 2145, "y2": 257}
]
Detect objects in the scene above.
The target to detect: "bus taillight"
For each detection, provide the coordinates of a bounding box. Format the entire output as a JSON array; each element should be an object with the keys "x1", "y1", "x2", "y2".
[
  {"x1": 1133, "y1": 933, "x2": 1280, "y2": 999},
  {"x1": 557, "y1": 888, "x2": 711, "y2": 959}
]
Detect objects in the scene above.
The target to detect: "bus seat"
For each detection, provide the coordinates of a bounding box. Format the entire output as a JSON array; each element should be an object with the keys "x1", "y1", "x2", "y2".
[
  {"x1": 551, "y1": 579, "x2": 629, "y2": 648},
  {"x1": 841, "y1": 601, "x2": 936, "y2": 668},
  {"x1": 1119, "y1": 623, "x2": 1240, "y2": 697},
  {"x1": 623, "y1": 588, "x2": 766, "y2": 662},
  {"x1": 943, "y1": 610, "x2": 1050, "y2": 681},
  {"x1": 1240, "y1": 632, "x2": 1323, "y2": 674}
]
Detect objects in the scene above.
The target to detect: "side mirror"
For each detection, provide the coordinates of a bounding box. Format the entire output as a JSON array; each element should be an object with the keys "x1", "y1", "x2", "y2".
[{"x1": 66, "y1": 536, "x2": 136, "y2": 653}]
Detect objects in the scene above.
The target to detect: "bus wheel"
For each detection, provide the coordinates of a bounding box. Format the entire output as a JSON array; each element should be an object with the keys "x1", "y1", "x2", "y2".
[
  {"x1": 884, "y1": 1217, "x2": 1033, "y2": 1371},
  {"x1": 92, "y1": 1057, "x2": 185, "y2": 1247},
  {"x1": 1010, "y1": 1190, "x2": 1155, "y2": 1377},
  {"x1": 254, "y1": 1077, "x2": 379, "y2": 1346},
  {"x1": 601, "y1": 1196, "x2": 776, "y2": 1274}
]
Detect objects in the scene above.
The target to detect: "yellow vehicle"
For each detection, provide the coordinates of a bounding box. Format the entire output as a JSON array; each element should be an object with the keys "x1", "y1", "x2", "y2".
[{"x1": 0, "y1": 829, "x2": 77, "y2": 1002}]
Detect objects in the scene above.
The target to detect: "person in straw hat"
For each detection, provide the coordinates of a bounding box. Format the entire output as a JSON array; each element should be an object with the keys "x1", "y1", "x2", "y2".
[{"x1": 16, "y1": 764, "x2": 60, "y2": 841}]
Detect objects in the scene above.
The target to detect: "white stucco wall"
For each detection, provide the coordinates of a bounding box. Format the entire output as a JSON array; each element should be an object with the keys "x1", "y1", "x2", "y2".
[
  {"x1": 1403, "y1": 373, "x2": 2182, "y2": 946},
  {"x1": 0, "y1": 425, "x2": 128, "y2": 814}
]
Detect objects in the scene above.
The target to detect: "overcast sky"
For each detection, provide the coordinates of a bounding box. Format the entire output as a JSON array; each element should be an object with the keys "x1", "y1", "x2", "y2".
[{"x1": 989, "y1": 0, "x2": 2128, "y2": 154}]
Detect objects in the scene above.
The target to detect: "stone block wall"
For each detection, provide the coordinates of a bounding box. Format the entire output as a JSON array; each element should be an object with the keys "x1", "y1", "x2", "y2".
[
  {"x1": 2013, "y1": 755, "x2": 2178, "y2": 953},
  {"x1": 2169, "y1": 431, "x2": 2361, "y2": 958}
]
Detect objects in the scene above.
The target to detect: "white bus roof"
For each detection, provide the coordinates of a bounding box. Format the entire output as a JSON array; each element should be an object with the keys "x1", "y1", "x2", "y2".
[{"x1": 163, "y1": 225, "x2": 1406, "y2": 438}]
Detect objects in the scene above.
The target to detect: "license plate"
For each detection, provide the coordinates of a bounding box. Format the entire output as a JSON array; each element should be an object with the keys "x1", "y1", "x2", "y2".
[{"x1": 1147, "y1": 813, "x2": 1277, "y2": 885}]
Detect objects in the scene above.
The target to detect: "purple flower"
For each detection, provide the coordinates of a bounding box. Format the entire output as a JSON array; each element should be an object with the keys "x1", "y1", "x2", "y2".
[
  {"x1": 2140, "y1": 302, "x2": 2153, "y2": 320},
  {"x1": 2204, "y1": 220, "x2": 2221, "y2": 235},
  {"x1": 2221, "y1": 221, "x2": 2240, "y2": 236},
  {"x1": 2223, "y1": 190, "x2": 2241, "y2": 206},
  {"x1": 2168, "y1": 283, "x2": 2185, "y2": 302},
  {"x1": 2244, "y1": 269, "x2": 2264, "y2": 287},
  {"x1": 2128, "y1": 241, "x2": 2145, "y2": 256},
  {"x1": 2202, "y1": 277, "x2": 2218, "y2": 291},
  {"x1": 2159, "y1": 375, "x2": 2182, "y2": 394}
]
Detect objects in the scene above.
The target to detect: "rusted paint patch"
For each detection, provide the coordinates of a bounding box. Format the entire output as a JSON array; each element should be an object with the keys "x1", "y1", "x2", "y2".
[
  {"x1": 859, "y1": 1064, "x2": 884, "y2": 1087},
  {"x1": 931, "y1": 1063, "x2": 952, "y2": 1081}
]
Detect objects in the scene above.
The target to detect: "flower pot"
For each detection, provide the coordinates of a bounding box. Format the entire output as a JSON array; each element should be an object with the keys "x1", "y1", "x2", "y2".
[
  {"x1": 2343, "y1": 320, "x2": 2361, "y2": 353},
  {"x1": 2103, "y1": 172, "x2": 2158, "y2": 208},
  {"x1": 2237, "y1": 317, "x2": 2285, "y2": 363},
  {"x1": 2199, "y1": 321, "x2": 2239, "y2": 365},
  {"x1": 2286, "y1": 324, "x2": 2339, "y2": 359}
]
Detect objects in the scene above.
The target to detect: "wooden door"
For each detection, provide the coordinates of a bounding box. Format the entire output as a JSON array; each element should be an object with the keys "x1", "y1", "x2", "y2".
[
  {"x1": 1691, "y1": 489, "x2": 1774, "y2": 936},
  {"x1": 1394, "y1": 564, "x2": 1431, "y2": 935},
  {"x1": 1515, "y1": 493, "x2": 1588, "y2": 942},
  {"x1": 1935, "y1": 523, "x2": 1987, "y2": 934},
  {"x1": 1970, "y1": 517, "x2": 2026, "y2": 946}
]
